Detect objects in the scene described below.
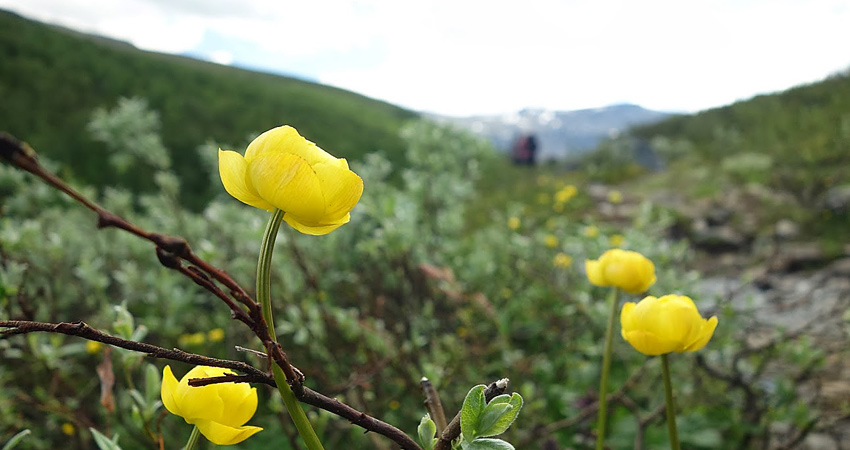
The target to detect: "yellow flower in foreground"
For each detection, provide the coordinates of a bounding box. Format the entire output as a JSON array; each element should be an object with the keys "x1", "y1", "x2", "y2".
[
  {"x1": 219, "y1": 125, "x2": 364, "y2": 235},
  {"x1": 161, "y1": 365, "x2": 262, "y2": 445},
  {"x1": 585, "y1": 249, "x2": 656, "y2": 294},
  {"x1": 554, "y1": 252, "x2": 573, "y2": 268},
  {"x1": 620, "y1": 295, "x2": 718, "y2": 356},
  {"x1": 544, "y1": 234, "x2": 559, "y2": 248},
  {"x1": 508, "y1": 216, "x2": 521, "y2": 230}
]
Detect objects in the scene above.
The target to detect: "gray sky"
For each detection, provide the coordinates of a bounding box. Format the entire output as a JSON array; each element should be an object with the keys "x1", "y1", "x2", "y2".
[{"x1": 2, "y1": 0, "x2": 849, "y2": 116}]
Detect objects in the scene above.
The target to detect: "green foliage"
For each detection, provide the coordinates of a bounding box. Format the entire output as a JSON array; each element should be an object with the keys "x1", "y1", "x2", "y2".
[
  {"x1": 0, "y1": 10, "x2": 416, "y2": 208},
  {"x1": 1, "y1": 430, "x2": 31, "y2": 450},
  {"x1": 417, "y1": 415, "x2": 437, "y2": 450},
  {"x1": 89, "y1": 429, "x2": 123, "y2": 450},
  {"x1": 0, "y1": 100, "x2": 834, "y2": 449}
]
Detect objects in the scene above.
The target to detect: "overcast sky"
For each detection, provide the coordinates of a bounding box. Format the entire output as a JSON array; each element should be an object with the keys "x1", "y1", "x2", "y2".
[{"x1": 2, "y1": 0, "x2": 849, "y2": 116}]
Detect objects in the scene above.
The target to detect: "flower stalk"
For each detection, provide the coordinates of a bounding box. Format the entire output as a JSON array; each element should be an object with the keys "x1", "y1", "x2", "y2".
[
  {"x1": 595, "y1": 287, "x2": 619, "y2": 450},
  {"x1": 661, "y1": 354, "x2": 681, "y2": 450},
  {"x1": 257, "y1": 208, "x2": 325, "y2": 450},
  {"x1": 184, "y1": 426, "x2": 202, "y2": 450}
]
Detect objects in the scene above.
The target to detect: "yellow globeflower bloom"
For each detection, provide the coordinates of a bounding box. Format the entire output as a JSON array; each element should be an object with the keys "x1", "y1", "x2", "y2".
[
  {"x1": 207, "y1": 328, "x2": 225, "y2": 343},
  {"x1": 61, "y1": 422, "x2": 76, "y2": 436},
  {"x1": 219, "y1": 125, "x2": 364, "y2": 235},
  {"x1": 582, "y1": 225, "x2": 600, "y2": 238},
  {"x1": 161, "y1": 365, "x2": 262, "y2": 445},
  {"x1": 609, "y1": 234, "x2": 625, "y2": 247},
  {"x1": 620, "y1": 295, "x2": 718, "y2": 356},
  {"x1": 553, "y1": 252, "x2": 573, "y2": 268},
  {"x1": 85, "y1": 340, "x2": 103, "y2": 354},
  {"x1": 585, "y1": 249, "x2": 656, "y2": 294},
  {"x1": 507, "y1": 216, "x2": 521, "y2": 230}
]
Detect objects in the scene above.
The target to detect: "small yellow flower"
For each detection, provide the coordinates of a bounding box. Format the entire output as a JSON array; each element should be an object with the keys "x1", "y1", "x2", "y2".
[
  {"x1": 389, "y1": 400, "x2": 401, "y2": 410},
  {"x1": 219, "y1": 125, "x2": 364, "y2": 235},
  {"x1": 208, "y1": 328, "x2": 225, "y2": 343},
  {"x1": 507, "y1": 216, "x2": 521, "y2": 230},
  {"x1": 607, "y1": 190, "x2": 623, "y2": 204},
  {"x1": 555, "y1": 185, "x2": 578, "y2": 203},
  {"x1": 582, "y1": 225, "x2": 600, "y2": 238},
  {"x1": 544, "y1": 234, "x2": 558, "y2": 248},
  {"x1": 162, "y1": 365, "x2": 262, "y2": 445},
  {"x1": 457, "y1": 326, "x2": 469, "y2": 338},
  {"x1": 553, "y1": 253, "x2": 573, "y2": 268},
  {"x1": 585, "y1": 249, "x2": 656, "y2": 294},
  {"x1": 179, "y1": 332, "x2": 206, "y2": 347},
  {"x1": 609, "y1": 234, "x2": 625, "y2": 247},
  {"x1": 61, "y1": 422, "x2": 76, "y2": 436},
  {"x1": 620, "y1": 295, "x2": 718, "y2": 356},
  {"x1": 86, "y1": 340, "x2": 103, "y2": 354}
]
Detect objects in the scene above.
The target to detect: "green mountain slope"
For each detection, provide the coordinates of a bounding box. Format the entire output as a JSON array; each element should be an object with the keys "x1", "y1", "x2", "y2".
[
  {"x1": 631, "y1": 70, "x2": 850, "y2": 202},
  {"x1": 0, "y1": 10, "x2": 417, "y2": 207}
]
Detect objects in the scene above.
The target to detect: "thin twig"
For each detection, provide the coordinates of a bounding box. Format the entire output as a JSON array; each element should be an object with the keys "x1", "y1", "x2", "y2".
[
  {"x1": 421, "y1": 377, "x2": 449, "y2": 433},
  {"x1": 433, "y1": 379, "x2": 509, "y2": 450}
]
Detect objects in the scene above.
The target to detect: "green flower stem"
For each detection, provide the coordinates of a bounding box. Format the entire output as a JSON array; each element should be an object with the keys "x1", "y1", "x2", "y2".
[
  {"x1": 258, "y1": 209, "x2": 325, "y2": 450},
  {"x1": 183, "y1": 426, "x2": 202, "y2": 450},
  {"x1": 661, "y1": 354, "x2": 682, "y2": 450},
  {"x1": 595, "y1": 287, "x2": 620, "y2": 450}
]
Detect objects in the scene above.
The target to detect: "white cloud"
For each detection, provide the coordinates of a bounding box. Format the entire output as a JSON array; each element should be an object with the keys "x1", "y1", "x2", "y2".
[{"x1": 2, "y1": 0, "x2": 849, "y2": 115}]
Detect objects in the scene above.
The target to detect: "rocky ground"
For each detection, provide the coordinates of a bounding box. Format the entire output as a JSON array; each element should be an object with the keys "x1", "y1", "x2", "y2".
[{"x1": 589, "y1": 183, "x2": 850, "y2": 449}]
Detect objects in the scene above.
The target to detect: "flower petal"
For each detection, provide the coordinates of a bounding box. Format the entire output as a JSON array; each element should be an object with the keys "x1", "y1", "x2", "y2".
[
  {"x1": 623, "y1": 330, "x2": 681, "y2": 356},
  {"x1": 684, "y1": 316, "x2": 719, "y2": 352},
  {"x1": 248, "y1": 152, "x2": 325, "y2": 221},
  {"x1": 312, "y1": 160, "x2": 364, "y2": 220},
  {"x1": 283, "y1": 212, "x2": 349, "y2": 236},
  {"x1": 161, "y1": 366, "x2": 184, "y2": 419},
  {"x1": 215, "y1": 385, "x2": 258, "y2": 427},
  {"x1": 176, "y1": 367, "x2": 226, "y2": 423},
  {"x1": 219, "y1": 150, "x2": 273, "y2": 210},
  {"x1": 620, "y1": 302, "x2": 637, "y2": 333},
  {"x1": 585, "y1": 259, "x2": 607, "y2": 287},
  {"x1": 245, "y1": 125, "x2": 335, "y2": 166},
  {"x1": 194, "y1": 419, "x2": 263, "y2": 446}
]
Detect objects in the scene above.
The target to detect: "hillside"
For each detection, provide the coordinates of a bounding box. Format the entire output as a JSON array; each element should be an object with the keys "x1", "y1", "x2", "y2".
[{"x1": 0, "y1": 10, "x2": 417, "y2": 207}]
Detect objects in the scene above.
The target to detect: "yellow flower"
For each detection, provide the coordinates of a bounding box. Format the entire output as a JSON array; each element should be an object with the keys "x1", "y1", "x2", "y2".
[
  {"x1": 585, "y1": 249, "x2": 656, "y2": 294},
  {"x1": 161, "y1": 365, "x2": 262, "y2": 445},
  {"x1": 553, "y1": 253, "x2": 573, "y2": 268},
  {"x1": 609, "y1": 234, "x2": 625, "y2": 247},
  {"x1": 544, "y1": 234, "x2": 559, "y2": 248},
  {"x1": 555, "y1": 185, "x2": 578, "y2": 203},
  {"x1": 85, "y1": 340, "x2": 103, "y2": 354},
  {"x1": 620, "y1": 295, "x2": 718, "y2": 356},
  {"x1": 179, "y1": 332, "x2": 206, "y2": 346},
  {"x1": 61, "y1": 422, "x2": 76, "y2": 436},
  {"x1": 607, "y1": 190, "x2": 623, "y2": 204},
  {"x1": 207, "y1": 328, "x2": 225, "y2": 343},
  {"x1": 582, "y1": 225, "x2": 600, "y2": 238},
  {"x1": 507, "y1": 216, "x2": 521, "y2": 230},
  {"x1": 219, "y1": 125, "x2": 364, "y2": 235}
]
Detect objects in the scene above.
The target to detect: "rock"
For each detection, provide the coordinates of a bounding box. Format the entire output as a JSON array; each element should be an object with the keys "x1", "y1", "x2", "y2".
[
  {"x1": 690, "y1": 221, "x2": 748, "y2": 252},
  {"x1": 802, "y1": 433, "x2": 838, "y2": 450},
  {"x1": 774, "y1": 219, "x2": 800, "y2": 240},
  {"x1": 821, "y1": 184, "x2": 850, "y2": 213},
  {"x1": 769, "y1": 242, "x2": 832, "y2": 272}
]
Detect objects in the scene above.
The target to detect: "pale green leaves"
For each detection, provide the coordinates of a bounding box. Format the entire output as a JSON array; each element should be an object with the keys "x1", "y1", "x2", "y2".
[
  {"x1": 418, "y1": 415, "x2": 438, "y2": 450},
  {"x1": 458, "y1": 385, "x2": 523, "y2": 450}
]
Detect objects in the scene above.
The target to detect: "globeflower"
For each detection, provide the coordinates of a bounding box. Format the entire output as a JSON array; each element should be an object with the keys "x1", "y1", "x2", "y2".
[
  {"x1": 219, "y1": 125, "x2": 364, "y2": 235},
  {"x1": 161, "y1": 365, "x2": 262, "y2": 445},
  {"x1": 620, "y1": 295, "x2": 718, "y2": 356},
  {"x1": 585, "y1": 249, "x2": 655, "y2": 294}
]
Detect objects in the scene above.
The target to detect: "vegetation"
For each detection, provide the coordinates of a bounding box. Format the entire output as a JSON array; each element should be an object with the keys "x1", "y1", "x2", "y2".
[{"x1": 0, "y1": 10, "x2": 416, "y2": 208}]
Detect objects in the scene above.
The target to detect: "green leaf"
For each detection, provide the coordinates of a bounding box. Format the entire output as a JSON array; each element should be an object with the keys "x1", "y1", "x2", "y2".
[
  {"x1": 464, "y1": 438, "x2": 515, "y2": 450},
  {"x1": 418, "y1": 414, "x2": 437, "y2": 450},
  {"x1": 89, "y1": 428, "x2": 123, "y2": 450},
  {"x1": 460, "y1": 385, "x2": 487, "y2": 440},
  {"x1": 144, "y1": 363, "x2": 162, "y2": 406},
  {"x1": 2, "y1": 429, "x2": 31, "y2": 450},
  {"x1": 477, "y1": 393, "x2": 523, "y2": 437}
]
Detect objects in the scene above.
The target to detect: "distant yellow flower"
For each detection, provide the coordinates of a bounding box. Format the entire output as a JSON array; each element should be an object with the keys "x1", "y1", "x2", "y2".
[
  {"x1": 553, "y1": 253, "x2": 573, "y2": 268},
  {"x1": 389, "y1": 400, "x2": 401, "y2": 410},
  {"x1": 609, "y1": 234, "x2": 625, "y2": 247},
  {"x1": 607, "y1": 190, "x2": 623, "y2": 204},
  {"x1": 620, "y1": 295, "x2": 718, "y2": 356},
  {"x1": 219, "y1": 125, "x2": 364, "y2": 235},
  {"x1": 582, "y1": 225, "x2": 600, "y2": 238},
  {"x1": 61, "y1": 422, "x2": 76, "y2": 436},
  {"x1": 208, "y1": 328, "x2": 225, "y2": 343},
  {"x1": 544, "y1": 234, "x2": 559, "y2": 248},
  {"x1": 86, "y1": 340, "x2": 103, "y2": 354},
  {"x1": 179, "y1": 332, "x2": 206, "y2": 346},
  {"x1": 545, "y1": 218, "x2": 557, "y2": 229},
  {"x1": 555, "y1": 185, "x2": 578, "y2": 203},
  {"x1": 508, "y1": 216, "x2": 521, "y2": 230},
  {"x1": 162, "y1": 365, "x2": 262, "y2": 445},
  {"x1": 585, "y1": 249, "x2": 656, "y2": 294}
]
